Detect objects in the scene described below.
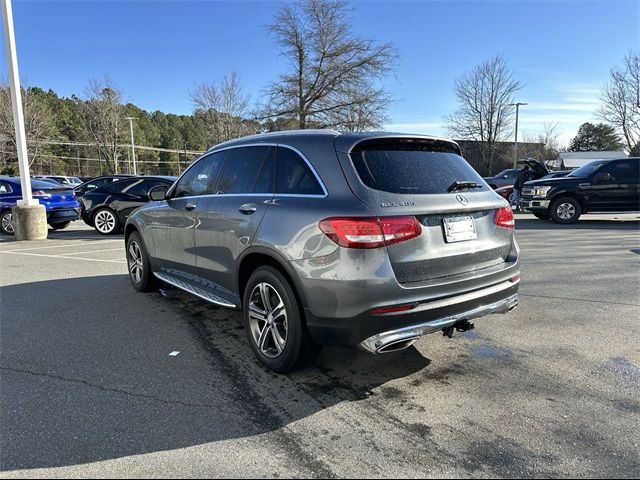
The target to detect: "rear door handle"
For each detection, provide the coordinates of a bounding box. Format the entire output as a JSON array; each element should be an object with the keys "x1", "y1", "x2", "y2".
[
  {"x1": 239, "y1": 203, "x2": 257, "y2": 215},
  {"x1": 185, "y1": 203, "x2": 197, "y2": 211}
]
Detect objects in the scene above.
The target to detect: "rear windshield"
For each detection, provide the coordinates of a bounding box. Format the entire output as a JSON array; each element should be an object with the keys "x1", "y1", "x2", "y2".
[
  {"x1": 350, "y1": 143, "x2": 486, "y2": 194},
  {"x1": 31, "y1": 179, "x2": 69, "y2": 189}
]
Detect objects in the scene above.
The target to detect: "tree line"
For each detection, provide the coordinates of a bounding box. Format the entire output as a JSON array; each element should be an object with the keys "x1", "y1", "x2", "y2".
[{"x1": 0, "y1": 0, "x2": 637, "y2": 177}]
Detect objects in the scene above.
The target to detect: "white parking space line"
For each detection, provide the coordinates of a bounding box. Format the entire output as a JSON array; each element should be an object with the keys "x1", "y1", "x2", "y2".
[
  {"x1": 0, "y1": 250, "x2": 127, "y2": 264},
  {"x1": 57, "y1": 248, "x2": 124, "y2": 256},
  {"x1": 1, "y1": 239, "x2": 123, "y2": 252}
]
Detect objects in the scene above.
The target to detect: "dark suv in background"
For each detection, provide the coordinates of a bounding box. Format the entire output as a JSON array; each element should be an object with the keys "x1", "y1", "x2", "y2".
[
  {"x1": 521, "y1": 158, "x2": 640, "y2": 223},
  {"x1": 125, "y1": 131, "x2": 520, "y2": 372}
]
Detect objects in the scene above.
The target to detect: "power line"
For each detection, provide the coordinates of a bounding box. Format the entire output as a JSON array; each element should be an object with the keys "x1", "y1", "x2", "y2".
[
  {"x1": 0, "y1": 136, "x2": 206, "y2": 156},
  {"x1": 0, "y1": 150, "x2": 195, "y2": 165}
]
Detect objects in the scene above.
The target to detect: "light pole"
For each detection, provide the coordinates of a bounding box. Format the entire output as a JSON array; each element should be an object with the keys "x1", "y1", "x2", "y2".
[
  {"x1": 125, "y1": 116, "x2": 137, "y2": 174},
  {"x1": 509, "y1": 102, "x2": 528, "y2": 168},
  {"x1": 2, "y1": 0, "x2": 47, "y2": 239}
]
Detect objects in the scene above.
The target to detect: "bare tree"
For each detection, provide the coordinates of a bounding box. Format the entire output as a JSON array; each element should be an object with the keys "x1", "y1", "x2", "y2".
[
  {"x1": 0, "y1": 81, "x2": 57, "y2": 169},
  {"x1": 82, "y1": 77, "x2": 127, "y2": 174},
  {"x1": 262, "y1": 0, "x2": 398, "y2": 130},
  {"x1": 445, "y1": 54, "x2": 522, "y2": 173},
  {"x1": 191, "y1": 72, "x2": 252, "y2": 145},
  {"x1": 520, "y1": 122, "x2": 564, "y2": 165},
  {"x1": 597, "y1": 51, "x2": 640, "y2": 154}
]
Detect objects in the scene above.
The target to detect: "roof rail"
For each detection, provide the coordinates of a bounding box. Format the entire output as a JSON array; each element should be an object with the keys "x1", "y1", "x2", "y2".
[{"x1": 207, "y1": 129, "x2": 341, "y2": 151}]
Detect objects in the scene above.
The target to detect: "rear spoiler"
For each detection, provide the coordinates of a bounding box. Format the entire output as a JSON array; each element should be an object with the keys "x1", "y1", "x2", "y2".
[{"x1": 335, "y1": 135, "x2": 461, "y2": 156}]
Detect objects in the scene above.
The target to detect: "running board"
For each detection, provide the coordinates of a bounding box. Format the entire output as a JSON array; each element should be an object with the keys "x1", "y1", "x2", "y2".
[{"x1": 153, "y1": 272, "x2": 237, "y2": 308}]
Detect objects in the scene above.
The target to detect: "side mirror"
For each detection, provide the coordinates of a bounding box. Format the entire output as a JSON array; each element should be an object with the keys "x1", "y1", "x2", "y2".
[
  {"x1": 149, "y1": 185, "x2": 168, "y2": 201},
  {"x1": 594, "y1": 172, "x2": 612, "y2": 183}
]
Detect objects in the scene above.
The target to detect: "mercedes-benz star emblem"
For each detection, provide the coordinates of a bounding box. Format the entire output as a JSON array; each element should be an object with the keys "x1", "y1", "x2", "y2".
[{"x1": 456, "y1": 194, "x2": 469, "y2": 206}]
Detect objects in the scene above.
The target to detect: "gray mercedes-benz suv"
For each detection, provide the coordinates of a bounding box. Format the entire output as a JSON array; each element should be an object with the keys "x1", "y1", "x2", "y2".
[{"x1": 125, "y1": 130, "x2": 520, "y2": 372}]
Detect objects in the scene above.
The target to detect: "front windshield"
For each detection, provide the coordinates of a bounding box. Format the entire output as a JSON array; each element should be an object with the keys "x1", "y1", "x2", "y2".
[{"x1": 567, "y1": 161, "x2": 607, "y2": 178}]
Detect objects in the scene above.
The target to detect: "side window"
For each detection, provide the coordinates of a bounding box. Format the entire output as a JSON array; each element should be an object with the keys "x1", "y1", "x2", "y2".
[
  {"x1": 149, "y1": 178, "x2": 173, "y2": 190},
  {"x1": 86, "y1": 178, "x2": 110, "y2": 190},
  {"x1": 121, "y1": 178, "x2": 149, "y2": 196},
  {"x1": 276, "y1": 147, "x2": 324, "y2": 195},
  {"x1": 174, "y1": 151, "x2": 227, "y2": 198},
  {"x1": 104, "y1": 179, "x2": 138, "y2": 193},
  {"x1": 605, "y1": 161, "x2": 639, "y2": 180},
  {"x1": 0, "y1": 182, "x2": 12, "y2": 194},
  {"x1": 254, "y1": 147, "x2": 276, "y2": 193},
  {"x1": 217, "y1": 147, "x2": 270, "y2": 194}
]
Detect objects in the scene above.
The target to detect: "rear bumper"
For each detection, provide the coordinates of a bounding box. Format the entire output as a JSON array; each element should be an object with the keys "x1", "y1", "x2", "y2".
[
  {"x1": 304, "y1": 280, "x2": 520, "y2": 347},
  {"x1": 46, "y1": 208, "x2": 80, "y2": 224},
  {"x1": 359, "y1": 293, "x2": 518, "y2": 353}
]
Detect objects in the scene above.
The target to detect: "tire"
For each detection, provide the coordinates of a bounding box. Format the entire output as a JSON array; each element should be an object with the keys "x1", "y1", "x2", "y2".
[
  {"x1": 549, "y1": 197, "x2": 582, "y2": 224},
  {"x1": 243, "y1": 266, "x2": 320, "y2": 373},
  {"x1": 532, "y1": 213, "x2": 550, "y2": 220},
  {"x1": 126, "y1": 231, "x2": 159, "y2": 292},
  {"x1": 50, "y1": 221, "x2": 71, "y2": 230},
  {"x1": 0, "y1": 210, "x2": 14, "y2": 235},
  {"x1": 92, "y1": 208, "x2": 120, "y2": 235}
]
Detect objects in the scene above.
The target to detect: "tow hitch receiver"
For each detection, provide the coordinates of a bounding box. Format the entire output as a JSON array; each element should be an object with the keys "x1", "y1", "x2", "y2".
[{"x1": 442, "y1": 320, "x2": 475, "y2": 339}]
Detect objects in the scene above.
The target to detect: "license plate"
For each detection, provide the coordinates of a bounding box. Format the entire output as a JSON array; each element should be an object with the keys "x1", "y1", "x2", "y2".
[{"x1": 443, "y1": 216, "x2": 477, "y2": 243}]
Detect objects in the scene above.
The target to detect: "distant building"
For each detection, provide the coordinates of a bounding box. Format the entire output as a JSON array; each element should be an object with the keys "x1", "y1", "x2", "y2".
[
  {"x1": 455, "y1": 140, "x2": 544, "y2": 176},
  {"x1": 548, "y1": 151, "x2": 628, "y2": 170}
]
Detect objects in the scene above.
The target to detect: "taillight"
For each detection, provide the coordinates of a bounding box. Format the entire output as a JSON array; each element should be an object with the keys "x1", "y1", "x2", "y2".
[
  {"x1": 31, "y1": 190, "x2": 51, "y2": 199},
  {"x1": 494, "y1": 207, "x2": 515, "y2": 229},
  {"x1": 319, "y1": 216, "x2": 422, "y2": 249}
]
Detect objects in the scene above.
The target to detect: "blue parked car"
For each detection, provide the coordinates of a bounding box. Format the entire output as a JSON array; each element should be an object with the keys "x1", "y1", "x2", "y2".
[{"x1": 0, "y1": 176, "x2": 81, "y2": 235}]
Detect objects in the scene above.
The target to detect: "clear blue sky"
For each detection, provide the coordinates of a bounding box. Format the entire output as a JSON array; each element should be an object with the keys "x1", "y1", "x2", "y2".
[{"x1": 1, "y1": 0, "x2": 638, "y2": 146}]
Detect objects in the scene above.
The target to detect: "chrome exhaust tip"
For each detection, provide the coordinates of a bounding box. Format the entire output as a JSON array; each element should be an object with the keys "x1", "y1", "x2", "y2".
[{"x1": 376, "y1": 336, "x2": 420, "y2": 353}]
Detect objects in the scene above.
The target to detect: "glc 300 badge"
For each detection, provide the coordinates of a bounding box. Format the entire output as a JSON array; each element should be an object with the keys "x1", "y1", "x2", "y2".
[{"x1": 380, "y1": 201, "x2": 415, "y2": 208}]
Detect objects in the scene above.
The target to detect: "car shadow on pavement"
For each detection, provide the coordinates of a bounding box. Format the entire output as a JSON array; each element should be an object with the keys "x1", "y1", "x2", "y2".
[
  {"x1": 515, "y1": 217, "x2": 640, "y2": 231},
  {"x1": 0, "y1": 275, "x2": 431, "y2": 472}
]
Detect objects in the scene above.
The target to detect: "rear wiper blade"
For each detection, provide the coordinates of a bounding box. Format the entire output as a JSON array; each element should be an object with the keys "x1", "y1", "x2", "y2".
[{"x1": 447, "y1": 181, "x2": 482, "y2": 192}]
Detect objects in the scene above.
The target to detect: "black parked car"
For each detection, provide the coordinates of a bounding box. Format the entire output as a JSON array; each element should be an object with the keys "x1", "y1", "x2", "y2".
[
  {"x1": 81, "y1": 176, "x2": 176, "y2": 234},
  {"x1": 521, "y1": 158, "x2": 640, "y2": 223},
  {"x1": 483, "y1": 168, "x2": 519, "y2": 189},
  {"x1": 73, "y1": 174, "x2": 138, "y2": 198}
]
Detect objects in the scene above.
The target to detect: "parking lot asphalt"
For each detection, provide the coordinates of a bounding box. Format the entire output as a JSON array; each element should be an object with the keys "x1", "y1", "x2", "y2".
[{"x1": 1, "y1": 213, "x2": 639, "y2": 478}]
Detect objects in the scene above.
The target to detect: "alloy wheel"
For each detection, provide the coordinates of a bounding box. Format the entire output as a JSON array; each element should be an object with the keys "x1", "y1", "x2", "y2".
[
  {"x1": 248, "y1": 282, "x2": 289, "y2": 359},
  {"x1": 556, "y1": 202, "x2": 576, "y2": 220},
  {"x1": 127, "y1": 240, "x2": 143, "y2": 284},
  {"x1": 95, "y1": 210, "x2": 116, "y2": 233},
  {"x1": 1, "y1": 213, "x2": 14, "y2": 234}
]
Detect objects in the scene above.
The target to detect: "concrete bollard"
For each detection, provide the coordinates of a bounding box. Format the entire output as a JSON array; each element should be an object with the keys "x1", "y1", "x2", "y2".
[{"x1": 12, "y1": 204, "x2": 48, "y2": 240}]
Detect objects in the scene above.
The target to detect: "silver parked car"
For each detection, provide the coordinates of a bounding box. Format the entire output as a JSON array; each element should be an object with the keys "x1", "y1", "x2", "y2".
[{"x1": 125, "y1": 130, "x2": 520, "y2": 372}]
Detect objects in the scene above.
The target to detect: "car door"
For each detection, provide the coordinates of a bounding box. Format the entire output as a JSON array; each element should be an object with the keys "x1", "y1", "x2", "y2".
[
  {"x1": 586, "y1": 161, "x2": 631, "y2": 211},
  {"x1": 110, "y1": 178, "x2": 150, "y2": 222},
  {"x1": 605, "y1": 160, "x2": 640, "y2": 211},
  {"x1": 195, "y1": 146, "x2": 275, "y2": 306},
  {"x1": 0, "y1": 180, "x2": 18, "y2": 211},
  {"x1": 148, "y1": 152, "x2": 227, "y2": 283}
]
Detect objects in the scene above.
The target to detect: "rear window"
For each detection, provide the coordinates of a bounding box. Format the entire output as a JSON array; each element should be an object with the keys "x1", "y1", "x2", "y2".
[
  {"x1": 350, "y1": 142, "x2": 486, "y2": 194},
  {"x1": 31, "y1": 179, "x2": 68, "y2": 189}
]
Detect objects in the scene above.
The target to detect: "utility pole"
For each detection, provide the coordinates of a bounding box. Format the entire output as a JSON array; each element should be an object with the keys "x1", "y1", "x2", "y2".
[
  {"x1": 509, "y1": 102, "x2": 528, "y2": 168},
  {"x1": 1, "y1": 0, "x2": 47, "y2": 239},
  {"x1": 125, "y1": 116, "x2": 137, "y2": 174},
  {"x1": 175, "y1": 139, "x2": 180, "y2": 174}
]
